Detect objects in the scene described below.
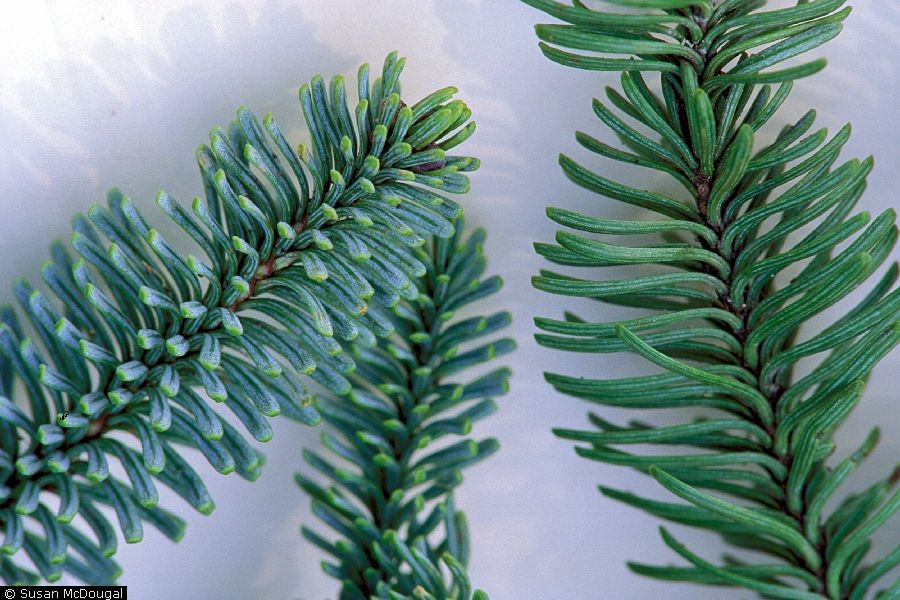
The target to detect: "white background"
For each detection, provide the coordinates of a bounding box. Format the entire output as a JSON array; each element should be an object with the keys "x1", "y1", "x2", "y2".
[{"x1": 0, "y1": 1, "x2": 897, "y2": 598}]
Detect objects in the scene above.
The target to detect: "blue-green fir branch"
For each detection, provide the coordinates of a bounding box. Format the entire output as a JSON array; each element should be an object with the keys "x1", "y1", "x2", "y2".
[
  {"x1": 525, "y1": 0, "x2": 898, "y2": 598},
  {"x1": 298, "y1": 218, "x2": 513, "y2": 599},
  {"x1": 0, "y1": 52, "x2": 482, "y2": 584}
]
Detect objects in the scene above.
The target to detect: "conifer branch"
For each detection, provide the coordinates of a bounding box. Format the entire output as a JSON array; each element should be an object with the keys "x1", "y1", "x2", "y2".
[
  {"x1": 0, "y1": 52, "x2": 482, "y2": 584},
  {"x1": 299, "y1": 218, "x2": 513, "y2": 599},
  {"x1": 524, "y1": 1, "x2": 899, "y2": 597}
]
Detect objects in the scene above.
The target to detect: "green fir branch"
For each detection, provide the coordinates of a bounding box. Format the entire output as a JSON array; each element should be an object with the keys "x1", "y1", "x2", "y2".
[
  {"x1": 0, "y1": 52, "x2": 482, "y2": 585},
  {"x1": 299, "y1": 218, "x2": 513, "y2": 599},
  {"x1": 524, "y1": 0, "x2": 899, "y2": 598}
]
